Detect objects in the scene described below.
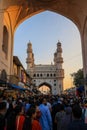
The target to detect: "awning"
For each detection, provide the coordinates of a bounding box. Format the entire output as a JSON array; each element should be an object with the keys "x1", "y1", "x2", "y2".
[{"x1": 11, "y1": 84, "x2": 25, "y2": 91}]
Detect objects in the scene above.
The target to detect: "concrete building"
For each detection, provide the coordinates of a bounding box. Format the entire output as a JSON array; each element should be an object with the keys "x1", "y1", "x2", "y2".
[{"x1": 26, "y1": 41, "x2": 64, "y2": 95}]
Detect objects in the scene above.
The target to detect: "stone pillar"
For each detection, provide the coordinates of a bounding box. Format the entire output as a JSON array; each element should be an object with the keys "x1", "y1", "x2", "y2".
[
  {"x1": 0, "y1": 12, "x2": 4, "y2": 74},
  {"x1": 0, "y1": 7, "x2": 14, "y2": 76},
  {"x1": 81, "y1": 16, "x2": 87, "y2": 97}
]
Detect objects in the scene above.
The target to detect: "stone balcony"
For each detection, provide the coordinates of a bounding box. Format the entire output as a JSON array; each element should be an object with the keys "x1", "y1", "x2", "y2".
[
  {"x1": 56, "y1": 69, "x2": 64, "y2": 78},
  {"x1": 8, "y1": 75, "x2": 19, "y2": 85}
]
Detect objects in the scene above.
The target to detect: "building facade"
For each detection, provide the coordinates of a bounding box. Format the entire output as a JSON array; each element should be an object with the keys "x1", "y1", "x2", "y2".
[
  {"x1": 26, "y1": 41, "x2": 64, "y2": 95},
  {"x1": 12, "y1": 56, "x2": 31, "y2": 90}
]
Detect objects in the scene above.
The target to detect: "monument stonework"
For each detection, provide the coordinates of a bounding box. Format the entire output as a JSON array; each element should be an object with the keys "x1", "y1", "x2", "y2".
[{"x1": 26, "y1": 41, "x2": 64, "y2": 95}]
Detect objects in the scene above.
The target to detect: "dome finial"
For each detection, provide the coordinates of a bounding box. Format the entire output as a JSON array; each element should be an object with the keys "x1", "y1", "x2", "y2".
[
  {"x1": 57, "y1": 40, "x2": 61, "y2": 46},
  {"x1": 28, "y1": 40, "x2": 32, "y2": 46}
]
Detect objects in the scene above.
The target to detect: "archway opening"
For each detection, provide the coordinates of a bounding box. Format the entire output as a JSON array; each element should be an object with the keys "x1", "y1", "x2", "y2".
[
  {"x1": 14, "y1": 11, "x2": 82, "y2": 91},
  {"x1": 38, "y1": 82, "x2": 51, "y2": 94},
  {"x1": 0, "y1": 69, "x2": 7, "y2": 81}
]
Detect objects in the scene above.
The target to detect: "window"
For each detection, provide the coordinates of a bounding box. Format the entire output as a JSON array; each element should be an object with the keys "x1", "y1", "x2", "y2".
[
  {"x1": 33, "y1": 74, "x2": 36, "y2": 77},
  {"x1": 54, "y1": 80, "x2": 56, "y2": 82},
  {"x1": 37, "y1": 74, "x2": 39, "y2": 77},
  {"x1": 50, "y1": 74, "x2": 52, "y2": 77},
  {"x1": 40, "y1": 74, "x2": 42, "y2": 77},
  {"x1": 47, "y1": 74, "x2": 49, "y2": 77},
  {"x1": 54, "y1": 74, "x2": 56, "y2": 77}
]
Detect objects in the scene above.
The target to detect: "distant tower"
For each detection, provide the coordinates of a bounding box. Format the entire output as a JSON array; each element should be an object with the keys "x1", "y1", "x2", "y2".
[
  {"x1": 54, "y1": 41, "x2": 64, "y2": 93},
  {"x1": 26, "y1": 41, "x2": 34, "y2": 69},
  {"x1": 54, "y1": 41, "x2": 63, "y2": 68}
]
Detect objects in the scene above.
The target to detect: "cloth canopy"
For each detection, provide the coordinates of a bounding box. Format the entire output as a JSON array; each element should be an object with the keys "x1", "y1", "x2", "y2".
[{"x1": 11, "y1": 84, "x2": 25, "y2": 90}]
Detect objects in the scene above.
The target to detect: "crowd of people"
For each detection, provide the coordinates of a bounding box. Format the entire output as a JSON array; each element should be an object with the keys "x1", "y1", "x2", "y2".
[{"x1": 0, "y1": 90, "x2": 87, "y2": 130}]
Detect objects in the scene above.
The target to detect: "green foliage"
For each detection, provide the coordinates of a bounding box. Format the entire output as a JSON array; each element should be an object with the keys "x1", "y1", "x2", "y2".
[{"x1": 73, "y1": 69, "x2": 84, "y2": 87}]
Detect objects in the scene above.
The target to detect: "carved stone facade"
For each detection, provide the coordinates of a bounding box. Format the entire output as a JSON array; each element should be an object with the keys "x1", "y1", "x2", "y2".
[{"x1": 26, "y1": 41, "x2": 64, "y2": 95}]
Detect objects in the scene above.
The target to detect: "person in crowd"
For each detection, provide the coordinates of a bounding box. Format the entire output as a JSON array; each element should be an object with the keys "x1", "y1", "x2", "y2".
[
  {"x1": 84, "y1": 101, "x2": 87, "y2": 123},
  {"x1": 0, "y1": 91, "x2": 3, "y2": 102},
  {"x1": 55, "y1": 104, "x2": 65, "y2": 130},
  {"x1": 7, "y1": 102, "x2": 25, "y2": 130},
  {"x1": 5, "y1": 98, "x2": 13, "y2": 117},
  {"x1": 47, "y1": 98, "x2": 52, "y2": 112},
  {"x1": 60, "y1": 106, "x2": 72, "y2": 130},
  {"x1": 23, "y1": 106, "x2": 42, "y2": 130},
  {"x1": 0, "y1": 101, "x2": 7, "y2": 130},
  {"x1": 36, "y1": 105, "x2": 41, "y2": 121},
  {"x1": 25, "y1": 99, "x2": 31, "y2": 113},
  {"x1": 39, "y1": 98, "x2": 53, "y2": 130},
  {"x1": 52, "y1": 102, "x2": 62, "y2": 130},
  {"x1": 15, "y1": 103, "x2": 25, "y2": 130},
  {"x1": 81, "y1": 102, "x2": 86, "y2": 122},
  {"x1": 68, "y1": 104, "x2": 87, "y2": 130}
]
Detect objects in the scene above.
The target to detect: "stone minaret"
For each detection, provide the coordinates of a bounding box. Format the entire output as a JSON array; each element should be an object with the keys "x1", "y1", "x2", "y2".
[
  {"x1": 54, "y1": 41, "x2": 64, "y2": 93},
  {"x1": 26, "y1": 41, "x2": 34, "y2": 69},
  {"x1": 54, "y1": 41, "x2": 63, "y2": 68}
]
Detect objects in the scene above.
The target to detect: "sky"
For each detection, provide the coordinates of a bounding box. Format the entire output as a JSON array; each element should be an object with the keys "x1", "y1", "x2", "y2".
[{"x1": 14, "y1": 11, "x2": 83, "y2": 90}]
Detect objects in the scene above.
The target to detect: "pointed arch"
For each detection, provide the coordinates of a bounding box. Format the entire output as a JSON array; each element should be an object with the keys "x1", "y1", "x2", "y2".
[
  {"x1": 2, "y1": 25, "x2": 9, "y2": 58},
  {"x1": 0, "y1": 69, "x2": 7, "y2": 81},
  {"x1": 38, "y1": 82, "x2": 52, "y2": 92}
]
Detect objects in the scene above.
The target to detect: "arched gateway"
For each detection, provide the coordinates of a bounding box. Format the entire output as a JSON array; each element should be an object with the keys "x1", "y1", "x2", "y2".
[
  {"x1": 39, "y1": 82, "x2": 52, "y2": 94},
  {"x1": 26, "y1": 41, "x2": 64, "y2": 95},
  {"x1": 0, "y1": 0, "x2": 87, "y2": 95}
]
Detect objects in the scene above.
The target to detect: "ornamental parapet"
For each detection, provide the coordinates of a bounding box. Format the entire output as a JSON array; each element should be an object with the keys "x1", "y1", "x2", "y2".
[
  {"x1": 27, "y1": 48, "x2": 32, "y2": 53},
  {"x1": 26, "y1": 58, "x2": 33, "y2": 63},
  {"x1": 56, "y1": 57, "x2": 63, "y2": 63},
  {"x1": 56, "y1": 69, "x2": 64, "y2": 78}
]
